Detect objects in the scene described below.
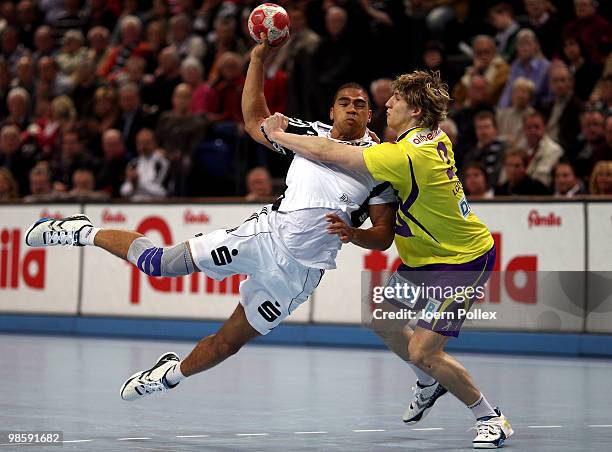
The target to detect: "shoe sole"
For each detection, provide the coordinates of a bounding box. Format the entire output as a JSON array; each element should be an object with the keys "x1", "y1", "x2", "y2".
[
  {"x1": 403, "y1": 386, "x2": 448, "y2": 425},
  {"x1": 25, "y1": 215, "x2": 92, "y2": 247},
  {"x1": 120, "y1": 352, "x2": 180, "y2": 401}
]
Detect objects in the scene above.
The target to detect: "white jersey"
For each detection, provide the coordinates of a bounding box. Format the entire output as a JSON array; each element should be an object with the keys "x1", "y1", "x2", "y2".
[{"x1": 262, "y1": 117, "x2": 396, "y2": 269}]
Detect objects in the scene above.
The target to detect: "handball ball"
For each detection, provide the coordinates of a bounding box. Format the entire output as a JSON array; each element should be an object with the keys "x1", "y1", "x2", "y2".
[{"x1": 248, "y1": 3, "x2": 290, "y2": 47}]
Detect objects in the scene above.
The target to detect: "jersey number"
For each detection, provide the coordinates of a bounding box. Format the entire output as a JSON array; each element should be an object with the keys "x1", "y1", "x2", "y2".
[{"x1": 436, "y1": 142, "x2": 455, "y2": 180}]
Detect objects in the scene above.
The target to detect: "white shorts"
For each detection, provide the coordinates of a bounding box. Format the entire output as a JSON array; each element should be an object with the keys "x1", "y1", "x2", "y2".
[{"x1": 188, "y1": 205, "x2": 324, "y2": 335}]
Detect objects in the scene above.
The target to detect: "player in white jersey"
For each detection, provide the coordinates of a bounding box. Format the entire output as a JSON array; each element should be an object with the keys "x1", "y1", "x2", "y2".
[{"x1": 23, "y1": 37, "x2": 397, "y2": 401}]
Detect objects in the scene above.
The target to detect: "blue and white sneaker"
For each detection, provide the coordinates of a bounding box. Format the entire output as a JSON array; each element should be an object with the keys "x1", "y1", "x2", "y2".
[
  {"x1": 472, "y1": 408, "x2": 514, "y2": 449},
  {"x1": 120, "y1": 353, "x2": 181, "y2": 401},
  {"x1": 403, "y1": 380, "x2": 448, "y2": 424},
  {"x1": 25, "y1": 214, "x2": 93, "y2": 247}
]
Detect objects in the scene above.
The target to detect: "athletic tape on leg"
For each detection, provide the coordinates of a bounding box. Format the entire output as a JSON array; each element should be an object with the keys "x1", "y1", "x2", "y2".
[{"x1": 127, "y1": 237, "x2": 196, "y2": 277}]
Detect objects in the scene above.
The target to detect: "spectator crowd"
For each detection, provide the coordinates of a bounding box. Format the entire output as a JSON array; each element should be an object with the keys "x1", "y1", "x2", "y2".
[{"x1": 0, "y1": 0, "x2": 610, "y2": 203}]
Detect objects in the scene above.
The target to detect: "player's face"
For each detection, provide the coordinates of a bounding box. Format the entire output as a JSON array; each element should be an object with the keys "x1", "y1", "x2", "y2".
[
  {"x1": 330, "y1": 88, "x2": 371, "y2": 139},
  {"x1": 385, "y1": 91, "x2": 413, "y2": 131}
]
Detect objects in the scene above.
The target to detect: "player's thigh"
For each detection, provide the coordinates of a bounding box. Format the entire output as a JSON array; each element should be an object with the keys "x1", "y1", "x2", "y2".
[
  {"x1": 240, "y1": 265, "x2": 323, "y2": 335},
  {"x1": 187, "y1": 220, "x2": 272, "y2": 279}
]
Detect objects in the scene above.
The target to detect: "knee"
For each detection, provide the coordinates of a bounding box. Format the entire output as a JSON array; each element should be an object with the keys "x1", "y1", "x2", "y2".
[{"x1": 408, "y1": 341, "x2": 435, "y2": 370}]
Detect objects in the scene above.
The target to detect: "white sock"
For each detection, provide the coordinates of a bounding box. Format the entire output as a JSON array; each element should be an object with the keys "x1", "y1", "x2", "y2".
[
  {"x1": 80, "y1": 227, "x2": 101, "y2": 246},
  {"x1": 407, "y1": 361, "x2": 436, "y2": 386},
  {"x1": 468, "y1": 393, "x2": 497, "y2": 420},
  {"x1": 164, "y1": 362, "x2": 186, "y2": 385}
]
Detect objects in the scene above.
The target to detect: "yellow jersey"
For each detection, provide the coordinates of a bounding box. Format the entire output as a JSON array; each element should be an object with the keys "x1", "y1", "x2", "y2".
[{"x1": 363, "y1": 127, "x2": 493, "y2": 267}]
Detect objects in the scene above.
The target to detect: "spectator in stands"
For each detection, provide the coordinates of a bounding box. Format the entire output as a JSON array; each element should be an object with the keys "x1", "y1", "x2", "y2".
[
  {"x1": 120, "y1": 128, "x2": 169, "y2": 200},
  {"x1": 71, "y1": 59, "x2": 103, "y2": 118},
  {"x1": 37, "y1": 56, "x2": 73, "y2": 98},
  {"x1": 0, "y1": 167, "x2": 19, "y2": 200},
  {"x1": 203, "y1": 14, "x2": 247, "y2": 84},
  {"x1": 453, "y1": 35, "x2": 509, "y2": 108},
  {"x1": 206, "y1": 52, "x2": 244, "y2": 125},
  {"x1": 589, "y1": 160, "x2": 612, "y2": 195},
  {"x1": 498, "y1": 28, "x2": 550, "y2": 108},
  {"x1": 144, "y1": 20, "x2": 168, "y2": 60},
  {"x1": 83, "y1": 0, "x2": 117, "y2": 32},
  {"x1": 115, "y1": 55, "x2": 148, "y2": 88},
  {"x1": 0, "y1": 59, "x2": 9, "y2": 118},
  {"x1": 553, "y1": 160, "x2": 586, "y2": 197},
  {"x1": 496, "y1": 77, "x2": 535, "y2": 147},
  {"x1": 419, "y1": 40, "x2": 459, "y2": 91},
  {"x1": 180, "y1": 57, "x2": 211, "y2": 115},
  {"x1": 117, "y1": 82, "x2": 156, "y2": 156},
  {"x1": 1, "y1": 26, "x2": 30, "y2": 73},
  {"x1": 84, "y1": 86, "x2": 119, "y2": 154},
  {"x1": 311, "y1": 6, "x2": 353, "y2": 121},
  {"x1": 591, "y1": 74, "x2": 612, "y2": 117},
  {"x1": 463, "y1": 111, "x2": 506, "y2": 187},
  {"x1": 523, "y1": 0, "x2": 562, "y2": 60},
  {"x1": 12, "y1": 55, "x2": 36, "y2": 100},
  {"x1": 0, "y1": 124, "x2": 32, "y2": 195},
  {"x1": 462, "y1": 162, "x2": 494, "y2": 199},
  {"x1": 48, "y1": 0, "x2": 85, "y2": 43},
  {"x1": 28, "y1": 95, "x2": 77, "y2": 158},
  {"x1": 451, "y1": 75, "x2": 495, "y2": 166},
  {"x1": 563, "y1": 0, "x2": 612, "y2": 66},
  {"x1": 56, "y1": 30, "x2": 88, "y2": 76},
  {"x1": 157, "y1": 83, "x2": 207, "y2": 196},
  {"x1": 495, "y1": 148, "x2": 550, "y2": 195},
  {"x1": 16, "y1": 0, "x2": 42, "y2": 51},
  {"x1": 489, "y1": 3, "x2": 520, "y2": 62},
  {"x1": 521, "y1": 110, "x2": 564, "y2": 187},
  {"x1": 23, "y1": 162, "x2": 59, "y2": 202},
  {"x1": 32, "y1": 25, "x2": 55, "y2": 64},
  {"x1": 538, "y1": 62, "x2": 582, "y2": 154},
  {"x1": 369, "y1": 78, "x2": 393, "y2": 139},
  {"x1": 573, "y1": 108, "x2": 607, "y2": 179},
  {"x1": 53, "y1": 129, "x2": 100, "y2": 191},
  {"x1": 97, "y1": 129, "x2": 127, "y2": 197},
  {"x1": 98, "y1": 15, "x2": 151, "y2": 80},
  {"x1": 67, "y1": 167, "x2": 110, "y2": 201},
  {"x1": 245, "y1": 167, "x2": 274, "y2": 202},
  {"x1": 168, "y1": 14, "x2": 206, "y2": 61},
  {"x1": 144, "y1": 47, "x2": 182, "y2": 113},
  {"x1": 86, "y1": 26, "x2": 110, "y2": 68},
  {"x1": 157, "y1": 83, "x2": 207, "y2": 157},
  {"x1": 605, "y1": 115, "x2": 612, "y2": 155},
  {"x1": 561, "y1": 33, "x2": 602, "y2": 102},
  {"x1": 3, "y1": 87, "x2": 31, "y2": 130}
]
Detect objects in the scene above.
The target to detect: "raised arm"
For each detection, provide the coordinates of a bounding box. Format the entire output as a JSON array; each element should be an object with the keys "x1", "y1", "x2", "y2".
[
  {"x1": 263, "y1": 113, "x2": 368, "y2": 171},
  {"x1": 241, "y1": 37, "x2": 275, "y2": 150}
]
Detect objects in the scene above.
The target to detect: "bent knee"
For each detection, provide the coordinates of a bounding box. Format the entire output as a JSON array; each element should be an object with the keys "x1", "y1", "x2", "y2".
[{"x1": 408, "y1": 343, "x2": 438, "y2": 369}]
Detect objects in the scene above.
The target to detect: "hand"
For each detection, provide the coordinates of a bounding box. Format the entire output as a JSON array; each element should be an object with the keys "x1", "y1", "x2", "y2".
[
  {"x1": 126, "y1": 165, "x2": 138, "y2": 183},
  {"x1": 326, "y1": 213, "x2": 355, "y2": 243},
  {"x1": 251, "y1": 32, "x2": 272, "y2": 61},
  {"x1": 367, "y1": 129, "x2": 381, "y2": 143},
  {"x1": 262, "y1": 112, "x2": 288, "y2": 139}
]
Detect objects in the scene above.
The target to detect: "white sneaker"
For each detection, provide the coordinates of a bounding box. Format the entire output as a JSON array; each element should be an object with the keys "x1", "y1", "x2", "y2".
[
  {"x1": 25, "y1": 215, "x2": 93, "y2": 247},
  {"x1": 402, "y1": 381, "x2": 448, "y2": 424},
  {"x1": 472, "y1": 408, "x2": 514, "y2": 449},
  {"x1": 120, "y1": 352, "x2": 181, "y2": 401}
]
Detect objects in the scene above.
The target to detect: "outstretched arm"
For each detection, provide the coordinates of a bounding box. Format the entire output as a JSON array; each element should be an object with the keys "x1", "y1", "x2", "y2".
[{"x1": 263, "y1": 113, "x2": 368, "y2": 172}]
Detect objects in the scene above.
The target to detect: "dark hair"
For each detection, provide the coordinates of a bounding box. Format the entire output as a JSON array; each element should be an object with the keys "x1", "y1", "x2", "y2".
[
  {"x1": 333, "y1": 82, "x2": 370, "y2": 107},
  {"x1": 489, "y1": 2, "x2": 513, "y2": 15},
  {"x1": 504, "y1": 147, "x2": 528, "y2": 166},
  {"x1": 474, "y1": 110, "x2": 497, "y2": 128}
]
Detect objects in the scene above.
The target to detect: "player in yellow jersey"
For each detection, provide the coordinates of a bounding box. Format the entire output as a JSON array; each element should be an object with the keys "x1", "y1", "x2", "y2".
[{"x1": 262, "y1": 71, "x2": 513, "y2": 449}]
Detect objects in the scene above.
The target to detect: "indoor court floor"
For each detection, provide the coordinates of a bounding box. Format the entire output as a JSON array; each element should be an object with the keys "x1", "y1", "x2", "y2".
[{"x1": 1, "y1": 334, "x2": 611, "y2": 451}]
